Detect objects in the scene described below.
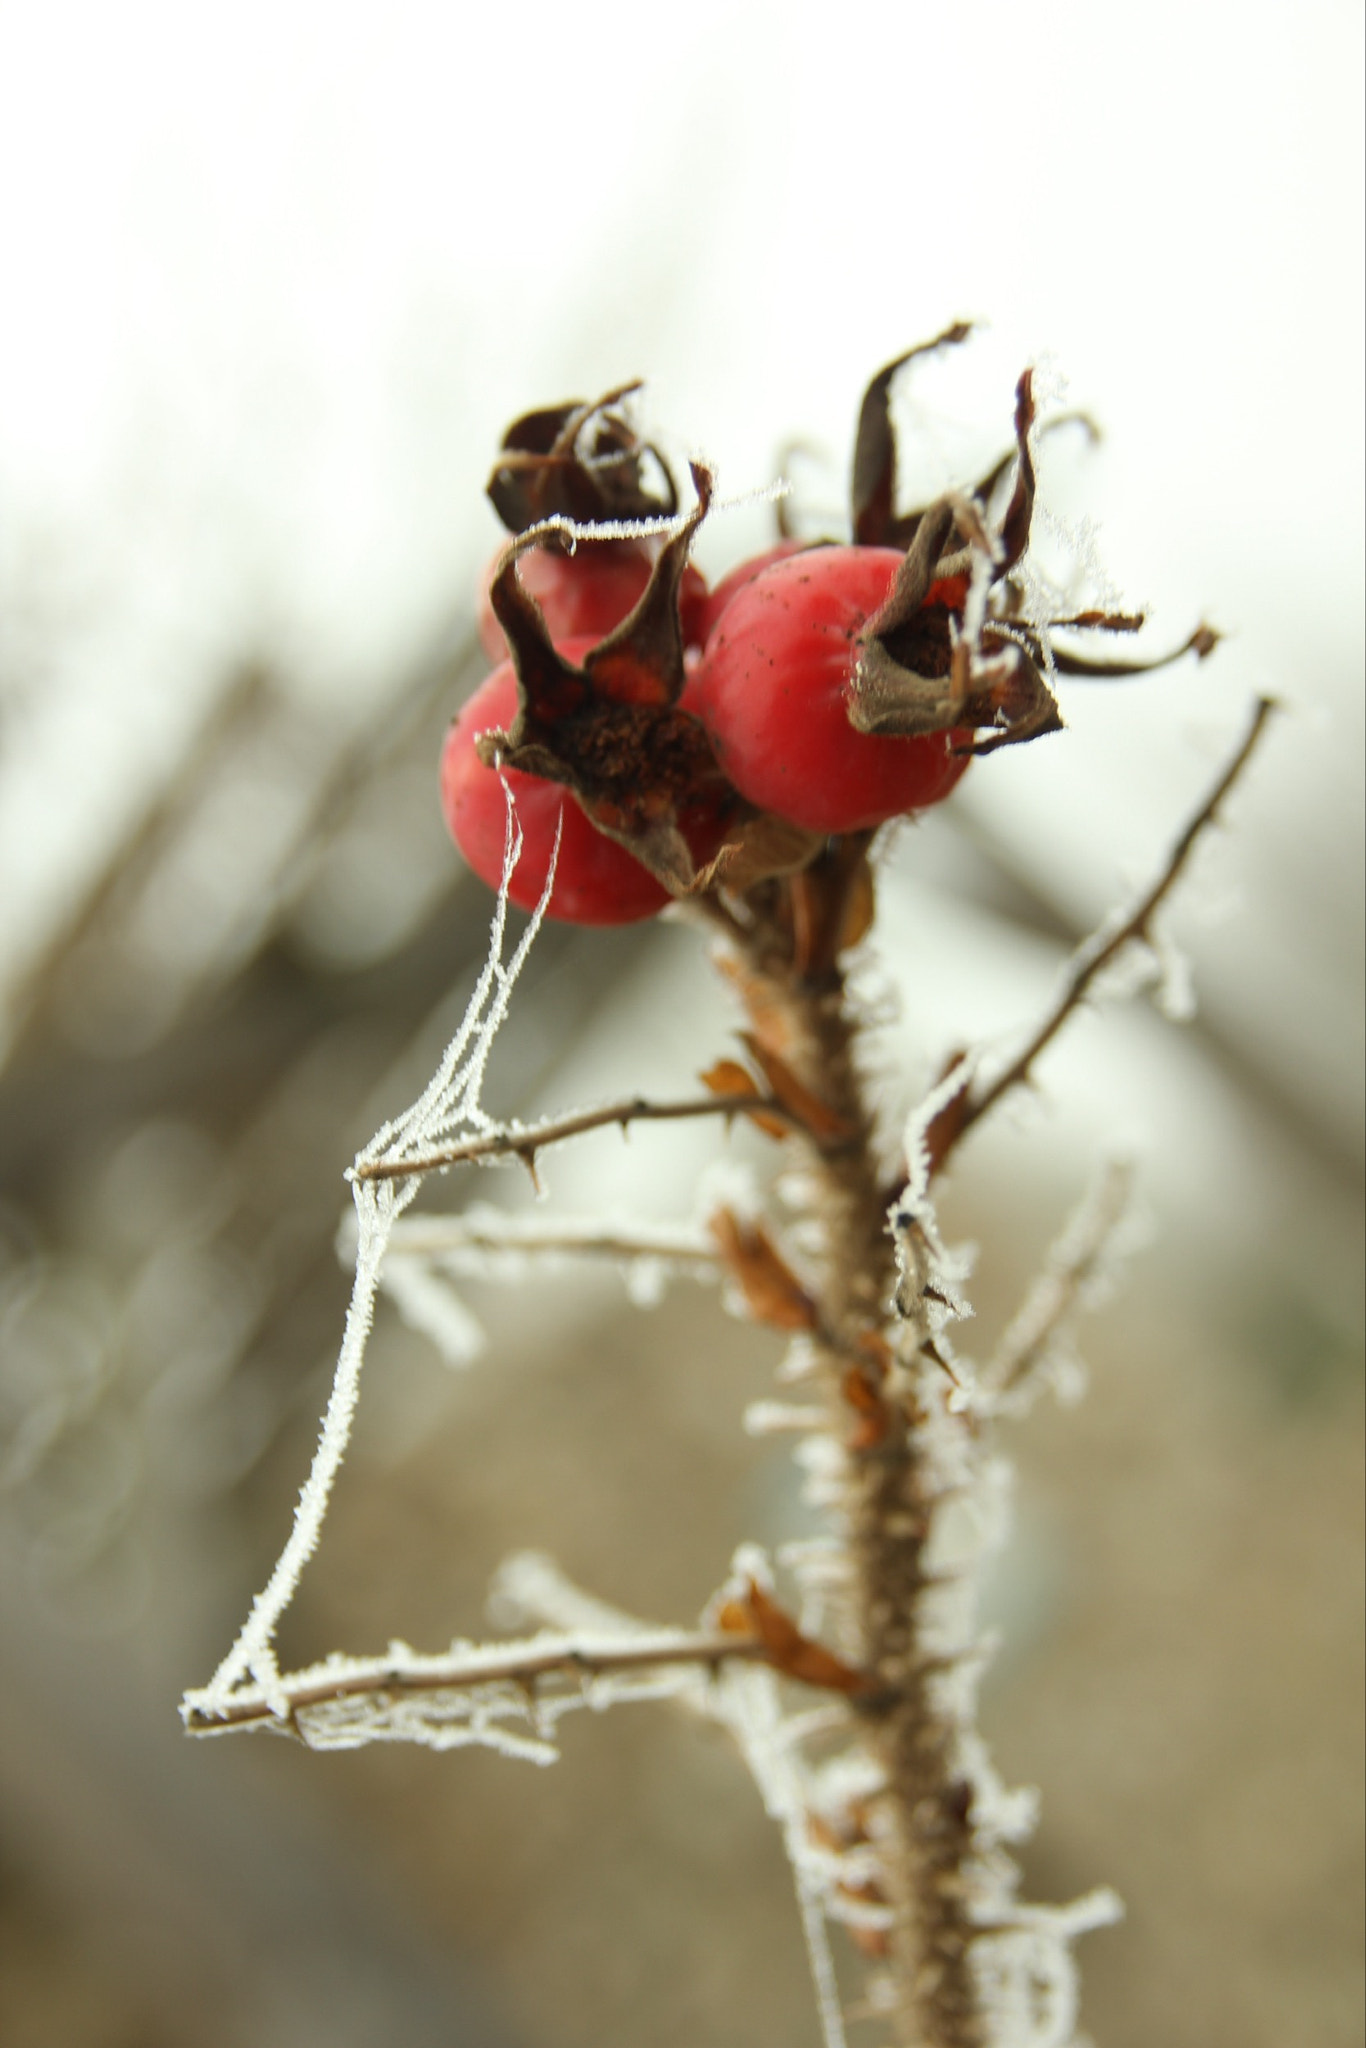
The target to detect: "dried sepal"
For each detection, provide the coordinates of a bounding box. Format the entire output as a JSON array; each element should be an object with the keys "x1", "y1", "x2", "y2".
[
  {"x1": 478, "y1": 467, "x2": 734, "y2": 892},
  {"x1": 970, "y1": 407, "x2": 1101, "y2": 516},
  {"x1": 687, "y1": 810, "x2": 827, "y2": 896},
  {"x1": 851, "y1": 322, "x2": 975, "y2": 547},
  {"x1": 848, "y1": 372, "x2": 1063, "y2": 758},
  {"x1": 487, "y1": 382, "x2": 679, "y2": 533},
  {"x1": 995, "y1": 367, "x2": 1038, "y2": 576},
  {"x1": 1045, "y1": 619, "x2": 1222, "y2": 679}
]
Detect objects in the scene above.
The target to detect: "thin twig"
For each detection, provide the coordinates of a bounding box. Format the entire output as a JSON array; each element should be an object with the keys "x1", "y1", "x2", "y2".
[
  {"x1": 944, "y1": 696, "x2": 1276, "y2": 1161},
  {"x1": 986, "y1": 1157, "x2": 1136, "y2": 1402},
  {"x1": 385, "y1": 1214, "x2": 717, "y2": 1266},
  {"x1": 184, "y1": 1629, "x2": 770, "y2": 1735},
  {"x1": 352, "y1": 1091, "x2": 803, "y2": 1183}
]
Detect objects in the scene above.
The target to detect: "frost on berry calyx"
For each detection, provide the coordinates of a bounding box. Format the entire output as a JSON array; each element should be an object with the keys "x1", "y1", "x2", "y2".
[
  {"x1": 848, "y1": 330, "x2": 1219, "y2": 757},
  {"x1": 457, "y1": 341, "x2": 1220, "y2": 917},
  {"x1": 478, "y1": 464, "x2": 736, "y2": 896},
  {"x1": 850, "y1": 370, "x2": 1060, "y2": 757},
  {"x1": 487, "y1": 383, "x2": 681, "y2": 534}
]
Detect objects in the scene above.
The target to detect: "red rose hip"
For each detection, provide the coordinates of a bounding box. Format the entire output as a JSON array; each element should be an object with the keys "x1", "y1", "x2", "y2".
[
  {"x1": 687, "y1": 546, "x2": 971, "y2": 835},
  {"x1": 442, "y1": 650, "x2": 725, "y2": 925}
]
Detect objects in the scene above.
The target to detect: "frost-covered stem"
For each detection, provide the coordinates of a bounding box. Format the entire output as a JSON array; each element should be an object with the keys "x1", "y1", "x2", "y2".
[
  {"x1": 945, "y1": 695, "x2": 1277, "y2": 1163},
  {"x1": 184, "y1": 1625, "x2": 770, "y2": 1734},
  {"x1": 353, "y1": 1088, "x2": 802, "y2": 1182},
  {"x1": 715, "y1": 893, "x2": 986, "y2": 2048}
]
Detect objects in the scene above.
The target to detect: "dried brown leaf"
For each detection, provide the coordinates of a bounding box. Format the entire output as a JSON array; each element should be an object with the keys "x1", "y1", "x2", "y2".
[
  {"x1": 841, "y1": 1362, "x2": 893, "y2": 1452},
  {"x1": 739, "y1": 1033, "x2": 854, "y2": 1145},
  {"x1": 709, "y1": 1208, "x2": 818, "y2": 1333},
  {"x1": 698, "y1": 1060, "x2": 790, "y2": 1141},
  {"x1": 739, "y1": 1579, "x2": 871, "y2": 1697}
]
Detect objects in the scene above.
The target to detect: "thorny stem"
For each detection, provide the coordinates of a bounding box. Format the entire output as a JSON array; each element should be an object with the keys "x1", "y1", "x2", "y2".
[
  {"x1": 702, "y1": 700, "x2": 1277, "y2": 2046},
  {"x1": 184, "y1": 1628, "x2": 770, "y2": 1735},
  {"x1": 707, "y1": 875, "x2": 987, "y2": 2048},
  {"x1": 352, "y1": 1089, "x2": 804, "y2": 1183},
  {"x1": 943, "y1": 695, "x2": 1277, "y2": 1164}
]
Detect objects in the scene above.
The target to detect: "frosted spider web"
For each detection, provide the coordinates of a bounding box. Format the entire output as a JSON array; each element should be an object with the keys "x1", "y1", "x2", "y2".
[{"x1": 183, "y1": 790, "x2": 556, "y2": 1726}]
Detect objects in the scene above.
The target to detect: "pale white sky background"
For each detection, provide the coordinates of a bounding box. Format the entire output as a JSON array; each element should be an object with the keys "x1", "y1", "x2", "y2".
[{"x1": 0, "y1": 0, "x2": 1360, "y2": 1160}]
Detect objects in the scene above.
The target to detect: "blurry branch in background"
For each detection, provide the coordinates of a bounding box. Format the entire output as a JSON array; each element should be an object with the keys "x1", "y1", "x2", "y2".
[
  {"x1": 384, "y1": 1209, "x2": 717, "y2": 1268},
  {"x1": 0, "y1": 620, "x2": 481, "y2": 1071},
  {"x1": 0, "y1": 662, "x2": 271, "y2": 1056},
  {"x1": 983, "y1": 1155, "x2": 1137, "y2": 1408}
]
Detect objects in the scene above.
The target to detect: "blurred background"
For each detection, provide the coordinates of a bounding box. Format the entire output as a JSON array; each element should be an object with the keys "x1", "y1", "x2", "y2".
[{"x1": 0, "y1": 3, "x2": 1361, "y2": 2044}]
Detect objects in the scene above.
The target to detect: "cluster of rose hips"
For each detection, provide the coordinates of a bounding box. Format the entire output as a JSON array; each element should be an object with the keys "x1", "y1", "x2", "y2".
[{"x1": 441, "y1": 338, "x2": 1207, "y2": 926}]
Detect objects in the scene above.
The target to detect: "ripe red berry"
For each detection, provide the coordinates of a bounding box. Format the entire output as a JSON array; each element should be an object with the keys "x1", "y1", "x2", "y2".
[
  {"x1": 691, "y1": 540, "x2": 810, "y2": 651},
  {"x1": 687, "y1": 546, "x2": 971, "y2": 835},
  {"x1": 477, "y1": 542, "x2": 709, "y2": 665},
  {"x1": 442, "y1": 652, "x2": 721, "y2": 925}
]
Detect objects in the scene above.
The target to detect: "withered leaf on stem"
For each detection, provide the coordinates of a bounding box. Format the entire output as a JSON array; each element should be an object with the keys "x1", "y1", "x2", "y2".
[
  {"x1": 712, "y1": 952, "x2": 801, "y2": 1063},
  {"x1": 841, "y1": 1361, "x2": 894, "y2": 1452},
  {"x1": 698, "y1": 1061, "x2": 793, "y2": 1142},
  {"x1": 787, "y1": 835, "x2": 877, "y2": 980},
  {"x1": 717, "y1": 1579, "x2": 872, "y2": 1698},
  {"x1": 738, "y1": 1032, "x2": 855, "y2": 1146},
  {"x1": 709, "y1": 1208, "x2": 819, "y2": 1333}
]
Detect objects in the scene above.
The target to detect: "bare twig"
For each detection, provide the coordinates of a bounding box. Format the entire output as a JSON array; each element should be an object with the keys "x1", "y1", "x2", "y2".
[
  {"x1": 352, "y1": 1090, "x2": 805, "y2": 1183},
  {"x1": 937, "y1": 696, "x2": 1277, "y2": 1167},
  {"x1": 385, "y1": 1213, "x2": 718, "y2": 1267},
  {"x1": 183, "y1": 1628, "x2": 773, "y2": 1736},
  {"x1": 985, "y1": 1156, "x2": 1136, "y2": 1404}
]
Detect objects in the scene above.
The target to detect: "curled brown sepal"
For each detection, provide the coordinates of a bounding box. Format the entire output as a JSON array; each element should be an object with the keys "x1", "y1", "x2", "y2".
[
  {"x1": 969, "y1": 407, "x2": 1101, "y2": 521},
  {"x1": 1045, "y1": 619, "x2": 1222, "y2": 680},
  {"x1": 851, "y1": 322, "x2": 976, "y2": 547},
  {"x1": 486, "y1": 382, "x2": 680, "y2": 534},
  {"x1": 846, "y1": 489, "x2": 1062, "y2": 754},
  {"x1": 996, "y1": 367, "x2": 1038, "y2": 575},
  {"x1": 686, "y1": 810, "x2": 827, "y2": 897},
  {"x1": 479, "y1": 466, "x2": 733, "y2": 893}
]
